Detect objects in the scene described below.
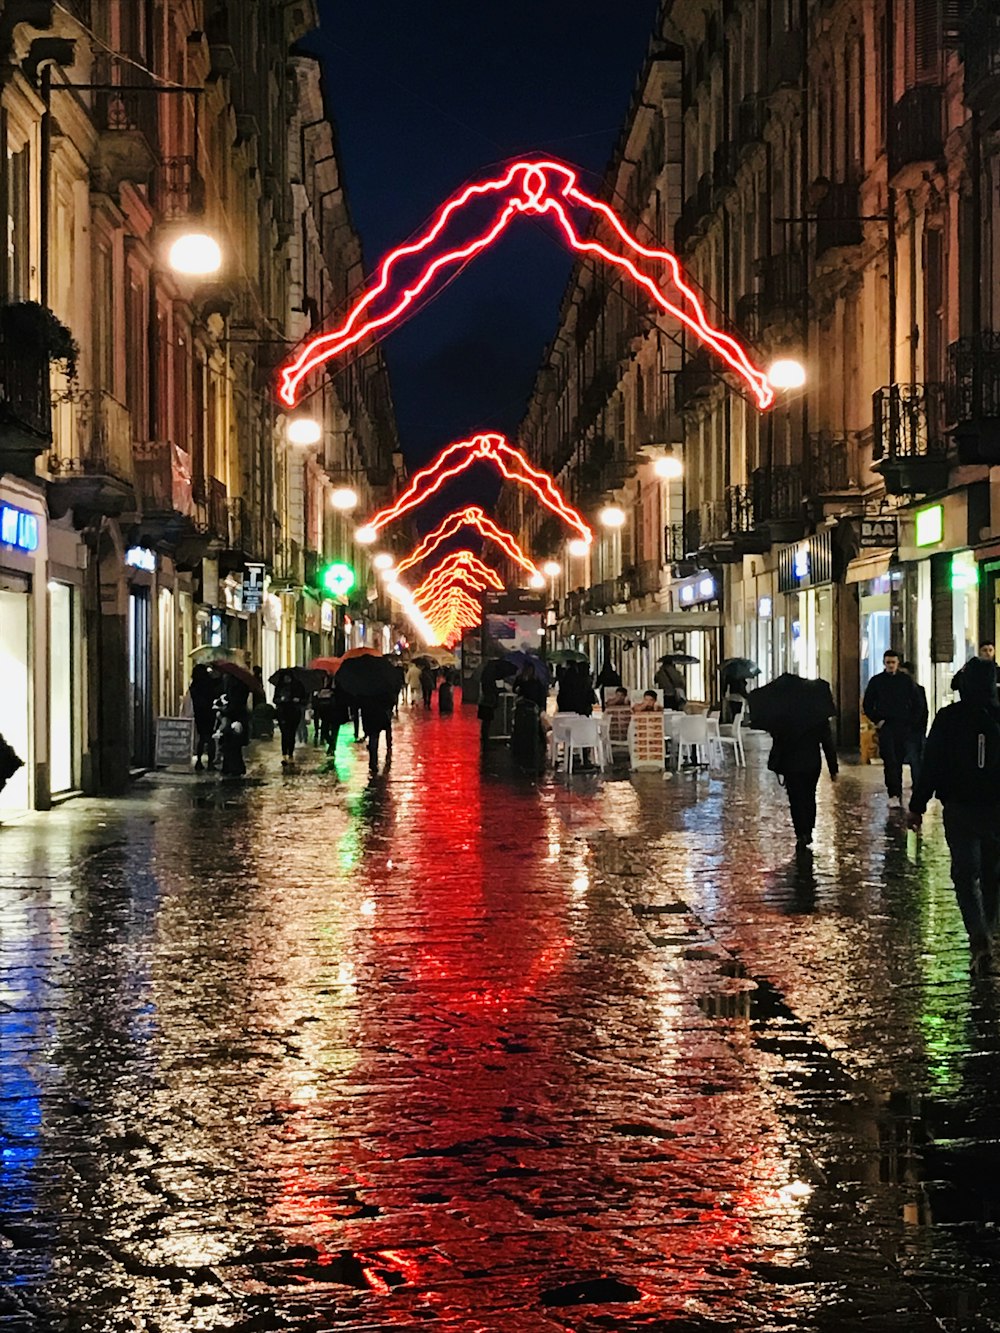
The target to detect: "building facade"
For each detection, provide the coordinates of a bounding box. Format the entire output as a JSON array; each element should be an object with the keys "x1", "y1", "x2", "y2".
[
  {"x1": 0, "y1": 0, "x2": 400, "y2": 811},
  {"x1": 503, "y1": 0, "x2": 1000, "y2": 743}
]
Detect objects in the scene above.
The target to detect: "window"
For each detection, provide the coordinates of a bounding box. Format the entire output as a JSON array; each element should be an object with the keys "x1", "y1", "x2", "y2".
[{"x1": 5, "y1": 142, "x2": 30, "y2": 302}]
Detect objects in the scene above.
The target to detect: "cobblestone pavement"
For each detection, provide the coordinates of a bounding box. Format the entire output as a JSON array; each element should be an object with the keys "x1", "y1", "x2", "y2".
[{"x1": 2, "y1": 704, "x2": 999, "y2": 1333}]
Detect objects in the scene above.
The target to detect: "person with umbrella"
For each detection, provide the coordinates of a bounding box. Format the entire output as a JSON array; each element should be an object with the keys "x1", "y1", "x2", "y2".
[
  {"x1": 749, "y1": 674, "x2": 838, "y2": 854},
  {"x1": 720, "y1": 658, "x2": 759, "y2": 724},
  {"x1": 655, "y1": 656, "x2": 689, "y2": 711},
  {"x1": 908, "y1": 658, "x2": 1000, "y2": 976},
  {"x1": 212, "y1": 661, "x2": 260, "y2": 778},
  {"x1": 188, "y1": 663, "x2": 222, "y2": 770},
  {"x1": 272, "y1": 667, "x2": 310, "y2": 766},
  {"x1": 335, "y1": 654, "x2": 402, "y2": 774}
]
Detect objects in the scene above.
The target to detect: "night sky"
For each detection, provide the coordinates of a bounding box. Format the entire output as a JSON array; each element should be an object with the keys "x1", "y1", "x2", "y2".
[{"x1": 304, "y1": 0, "x2": 660, "y2": 505}]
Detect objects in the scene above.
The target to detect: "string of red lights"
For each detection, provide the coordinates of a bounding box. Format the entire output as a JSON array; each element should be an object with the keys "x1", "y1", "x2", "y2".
[
  {"x1": 277, "y1": 159, "x2": 774, "y2": 410},
  {"x1": 395, "y1": 506, "x2": 543, "y2": 581}
]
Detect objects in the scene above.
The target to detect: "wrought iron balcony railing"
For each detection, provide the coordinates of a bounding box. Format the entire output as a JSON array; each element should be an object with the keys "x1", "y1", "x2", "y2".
[
  {"x1": 888, "y1": 85, "x2": 944, "y2": 180},
  {"x1": 153, "y1": 156, "x2": 205, "y2": 222},
  {"x1": 805, "y1": 432, "x2": 856, "y2": 494},
  {"x1": 873, "y1": 384, "x2": 949, "y2": 462},
  {"x1": 50, "y1": 390, "x2": 133, "y2": 484},
  {"x1": 947, "y1": 332, "x2": 1000, "y2": 425},
  {"x1": 752, "y1": 464, "x2": 803, "y2": 523},
  {"x1": 93, "y1": 53, "x2": 158, "y2": 146},
  {"x1": 134, "y1": 441, "x2": 193, "y2": 516},
  {"x1": 664, "y1": 521, "x2": 687, "y2": 564}
]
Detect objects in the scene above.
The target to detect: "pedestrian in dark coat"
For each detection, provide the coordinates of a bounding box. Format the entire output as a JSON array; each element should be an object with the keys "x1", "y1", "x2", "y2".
[
  {"x1": 654, "y1": 660, "x2": 687, "y2": 711},
  {"x1": 863, "y1": 649, "x2": 917, "y2": 806},
  {"x1": 272, "y1": 669, "x2": 309, "y2": 764},
  {"x1": 909, "y1": 658, "x2": 1000, "y2": 975},
  {"x1": 556, "y1": 661, "x2": 596, "y2": 716},
  {"x1": 214, "y1": 678, "x2": 251, "y2": 778},
  {"x1": 420, "y1": 665, "x2": 436, "y2": 709},
  {"x1": 768, "y1": 714, "x2": 839, "y2": 851},
  {"x1": 360, "y1": 696, "x2": 394, "y2": 772},
  {"x1": 189, "y1": 665, "x2": 222, "y2": 770}
]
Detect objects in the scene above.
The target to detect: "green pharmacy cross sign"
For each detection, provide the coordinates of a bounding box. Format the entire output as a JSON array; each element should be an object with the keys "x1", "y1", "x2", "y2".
[{"x1": 320, "y1": 561, "x2": 356, "y2": 598}]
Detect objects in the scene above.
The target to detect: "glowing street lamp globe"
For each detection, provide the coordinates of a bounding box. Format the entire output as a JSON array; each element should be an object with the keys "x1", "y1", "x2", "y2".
[
  {"x1": 167, "y1": 231, "x2": 223, "y2": 277},
  {"x1": 355, "y1": 524, "x2": 377, "y2": 545},
  {"x1": 330, "y1": 486, "x2": 359, "y2": 511},
  {"x1": 653, "y1": 452, "x2": 684, "y2": 480},
  {"x1": 528, "y1": 572, "x2": 546, "y2": 589},
  {"x1": 372, "y1": 552, "x2": 395, "y2": 570},
  {"x1": 599, "y1": 504, "x2": 626, "y2": 528},
  {"x1": 286, "y1": 416, "x2": 323, "y2": 446},
  {"x1": 766, "y1": 357, "x2": 807, "y2": 391},
  {"x1": 542, "y1": 560, "x2": 562, "y2": 578},
  {"x1": 568, "y1": 538, "x2": 589, "y2": 557}
]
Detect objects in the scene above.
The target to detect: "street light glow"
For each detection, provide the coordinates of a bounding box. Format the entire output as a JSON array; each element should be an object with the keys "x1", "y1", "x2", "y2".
[
  {"x1": 599, "y1": 504, "x2": 626, "y2": 528},
  {"x1": 529, "y1": 572, "x2": 546, "y2": 589},
  {"x1": 355, "y1": 524, "x2": 377, "y2": 544},
  {"x1": 286, "y1": 416, "x2": 323, "y2": 446},
  {"x1": 543, "y1": 560, "x2": 562, "y2": 577},
  {"x1": 568, "y1": 538, "x2": 590, "y2": 557},
  {"x1": 167, "y1": 231, "x2": 223, "y2": 276},
  {"x1": 330, "y1": 486, "x2": 359, "y2": 511},
  {"x1": 767, "y1": 357, "x2": 807, "y2": 391},
  {"x1": 373, "y1": 552, "x2": 395, "y2": 570},
  {"x1": 653, "y1": 453, "x2": 684, "y2": 480}
]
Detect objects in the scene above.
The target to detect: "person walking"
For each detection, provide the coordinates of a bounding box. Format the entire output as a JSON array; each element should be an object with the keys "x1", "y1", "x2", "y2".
[
  {"x1": 654, "y1": 658, "x2": 687, "y2": 711},
  {"x1": 214, "y1": 677, "x2": 252, "y2": 778},
  {"x1": 901, "y1": 661, "x2": 929, "y2": 790},
  {"x1": 272, "y1": 668, "x2": 309, "y2": 765},
  {"x1": 767, "y1": 710, "x2": 839, "y2": 854},
  {"x1": 189, "y1": 664, "x2": 222, "y2": 770},
  {"x1": 952, "y1": 640, "x2": 997, "y2": 692},
  {"x1": 420, "y1": 664, "x2": 436, "y2": 710},
  {"x1": 908, "y1": 658, "x2": 1000, "y2": 976},
  {"x1": 361, "y1": 696, "x2": 394, "y2": 773},
  {"x1": 438, "y1": 669, "x2": 455, "y2": 714},
  {"x1": 863, "y1": 649, "x2": 917, "y2": 807},
  {"x1": 406, "y1": 660, "x2": 422, "y2": 706}
]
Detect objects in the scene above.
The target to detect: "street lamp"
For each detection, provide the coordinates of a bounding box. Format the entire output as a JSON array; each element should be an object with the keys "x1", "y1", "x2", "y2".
[
  {"x1": 167, "y1": 231, "x2": 223, "y2": 277},
  {"x1": 330, "y1": 486, "x2": 359, "y2": 511},
  {"x1": 528, "y1": 572, "x2": 546, "y2": 589},
  {"x1": 285, "y1": 415, "x2": 323, "y2": 446},
  {"x1": 766, "y1": 357, "x2": 807, "y2": 391},
  {"x1": 373, "y1": 552, "x2": 395, "y2": 571},
  {"x1": 355, "y1": 525, "x2": 377, "y2": 544},
  {"x1": 653, "y1": 450, "x2": 684, "y2": 481},
  {"x1": 599, "y1": 504, "x2": 626, "y2": 528},
  {"x1": 568, "y1": 538, "x2": 589, "y2": 557},
  {"x1": 542, "y1": 560, "x2": 562, "y2": 578}
]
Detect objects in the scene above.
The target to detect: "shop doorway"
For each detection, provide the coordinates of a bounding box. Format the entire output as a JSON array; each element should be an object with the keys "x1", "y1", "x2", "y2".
[
  {"x1": 48, "y1": 582, "x2": 75, "y2": 794},
  {"x1": 0, "y1": 587, "x2": 31, "y2": 810},
  {"x1": 128, "y1": 588, "x2": 153, "y2": 767}
]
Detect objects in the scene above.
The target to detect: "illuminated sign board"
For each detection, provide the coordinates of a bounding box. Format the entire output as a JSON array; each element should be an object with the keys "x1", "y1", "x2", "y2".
[
  {"x1": 125, "y1": 546, "x2": 157, "y2": 572},
  {"x1": 676, "y1": 570, "x2": 717, "y2": 607},
  {"x1": 915, "y1": 504, "x2": 944, "y2": 548},
  {"x1": 0, "y1": 504, "x2": 39, "y2": 554}
]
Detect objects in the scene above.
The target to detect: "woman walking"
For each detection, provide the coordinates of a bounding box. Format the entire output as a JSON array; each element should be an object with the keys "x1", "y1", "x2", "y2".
[{"x1": 272, "y1": 668, "x2": 309, "y2": 765}]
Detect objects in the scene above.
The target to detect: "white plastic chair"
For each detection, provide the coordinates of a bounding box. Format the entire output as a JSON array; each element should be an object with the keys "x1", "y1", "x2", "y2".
[
  {"x1": 661, "y1": 710, "x2": 684, "y2": 768},
  {"x1": 676, "y1": 713, "x2": 710, "y2": 767},
  {"x1": 561, "y1": 716, "x2": 602, "y2": 774},
  {"x1": 715, "y1": 710, "x2": 747, "y2": 766}
]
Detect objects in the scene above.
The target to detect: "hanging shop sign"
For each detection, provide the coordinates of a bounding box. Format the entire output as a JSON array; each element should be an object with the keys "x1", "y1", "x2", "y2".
[
  {"x1": 321, "y1": 600, "x2": 335, "y2": 632},
  {"x1": 675, "y1": 570, "x2": 717, "y2": 608},
  {"x1": 243, "y1": 562, "x2": 265, "y2": 613},
  {"x1": 0, "y1": 503, "x2": 39, "y2": 554},
  {"x1": 778, "y1": 530, "x2": 833, "y2": 593},
  {"x1": 860, "y1": 517, "x2": 899, "y2": 550},
  {"x1": 915, "y1": 504, "x2": 944, "y2": 548},
  {"x1": 125, "y1": 545, "x2": 157, "y2": 572}
]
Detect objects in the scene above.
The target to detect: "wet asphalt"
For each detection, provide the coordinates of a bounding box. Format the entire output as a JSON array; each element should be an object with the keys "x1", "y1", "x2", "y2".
[{"x1": 1, "y1": 703, "x2": 999, "y2": 1332}]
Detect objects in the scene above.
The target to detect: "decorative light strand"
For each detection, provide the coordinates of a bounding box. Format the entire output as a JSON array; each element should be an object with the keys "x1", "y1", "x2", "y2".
[
  {"x1": 278, "y1": 159, "x2": 773, "y2": 410},
  {"x1": 395, "y1": 506, "x2": 542, "y2": 579},
  {"x1": 359, "y1": 434, "x2": 592, "y2": 545}
]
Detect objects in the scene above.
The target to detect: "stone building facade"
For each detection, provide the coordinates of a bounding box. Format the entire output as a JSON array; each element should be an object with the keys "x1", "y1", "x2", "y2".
[
  {"x1": 0, "y1": 0, "x2": 398, "y2": 810},
  {"x1": 502, "y1": 0, "x2": 1000, "y2": 743}
]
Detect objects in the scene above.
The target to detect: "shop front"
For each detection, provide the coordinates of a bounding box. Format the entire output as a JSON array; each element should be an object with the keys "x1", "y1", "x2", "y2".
[
  {"x1": 0, "y1": 482, "x2": 49, "y2": 811},
  {"x1": 776, "y1": 531, "x2": 836, "y2": 685},
  {"x1": 47, "y1": 521, "x2": 88, "y2": 798}
]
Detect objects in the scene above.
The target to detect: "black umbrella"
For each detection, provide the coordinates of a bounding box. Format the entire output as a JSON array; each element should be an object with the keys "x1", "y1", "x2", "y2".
[
  {"x1": 335, "y1": 653, "x2": 402, "y2": 701},
  {"x1": 482, "y1": 659, "x2": 518, "y2": 689},
  {"x1": 660, "y1": 653, "x2": 698, "y2": 665},
  {"x1": 748, "y1": 673, "x2": 835, "y2": 734},
  {"x1": 722, "y1": 657, "x2": 761, "y2": 680},
  {"x1": 269, "y1": 666, "x2": 323, "y2": 693}
]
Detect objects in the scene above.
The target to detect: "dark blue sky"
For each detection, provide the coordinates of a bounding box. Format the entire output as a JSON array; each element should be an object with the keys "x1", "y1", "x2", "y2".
[{"x1": 304, "y1": 1, "x2": 660, "y2": 477}]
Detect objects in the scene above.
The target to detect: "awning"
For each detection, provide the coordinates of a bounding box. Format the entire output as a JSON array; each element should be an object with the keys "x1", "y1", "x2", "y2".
[{"x1": 579, "y1": 609, "x2": 722, "y2": 634}]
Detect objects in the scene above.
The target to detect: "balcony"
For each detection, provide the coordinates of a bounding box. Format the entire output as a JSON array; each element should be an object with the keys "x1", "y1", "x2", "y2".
[
  {"x1": 0, "y1": 317, "x2": 52, "y2": 476},
  {"x1": 888, "y1": 85, "x2": 943, "y2": 182},
  {"x1": 697, "y1": 498, "x2": 738, "y2": 562},
  {"x1": 872, "y1": 384, "x2": 951, "y2": 494},
  {"x1": 635, "y1": 559, "x2": 663, "y2": 598},
  {"x1": 814, "y1": 181, "x2": 863, "y2": 258},
  {"x1": 93, "y1": 54, "x2": 159, "y2": 189},
  {"x1": 752, "y1": 464, "x2": 806, "y2": 541},
  {"x1": 675, "y1": 349, "x2": 717, "y2": 410},
  {"x1": 48, "y1": 390, "x2": 134, "y2": 520},
  {"x1": 946, "y1": 332, "x2": 1000, "y2": 464},
  {"x1": 805, "y1": 432, "x2": 858, "y2": 496},
  {"x1": 153, "y1": 156, "x2": 205, "y2": 222},
  {"x1": 664, "y1": 522, "x2": 687, "y2": 565},
  {"x1": 586, "y1": 578, "x2": 627, "y2": 612},
  {"x1": 133, "y1": 441, "x2": 195, "y2": 545},
  {"x1": 964, "y1": 5, "x2": 1000, "y2": 123}
]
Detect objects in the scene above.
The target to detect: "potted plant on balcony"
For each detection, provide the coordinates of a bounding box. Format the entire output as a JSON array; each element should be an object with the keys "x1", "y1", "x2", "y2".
[{"x1": 0, "y1": 301, "x2": 79, "y2": 389}]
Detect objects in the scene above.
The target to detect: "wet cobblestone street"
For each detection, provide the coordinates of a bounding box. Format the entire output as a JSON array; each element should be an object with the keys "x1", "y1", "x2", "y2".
[{"x1": 2, "y1": 705, "x2": 1000, "y2": 1332}]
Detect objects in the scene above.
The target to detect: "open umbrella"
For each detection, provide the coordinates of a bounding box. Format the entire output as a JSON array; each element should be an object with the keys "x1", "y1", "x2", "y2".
[
  {"x1": 270, "y1": 666, "x2": 323, "y2": 693},
  {"x1": 660, "y1": 653, "x2": 699, "y2": 665},
  {"x1": 546, "y1": 648, "x2": 589, "y2": 665},
  {"x1": 342, "y1": 646, "x2": 381, "y2": 661},
  {"x1": 416, "y1": 649, "x2": 458, "y2": 667},
  {"x1": 215, "y1": 659, "x2": 266, "y2": 700},
  {"x1": 748, "y1": 673, "x2": 835, "y2": 734},
  {"x1": 722, "y1": 657, "x2": 761, "y2": 680},
  {"x1": 309, "y1": 656, "x2": 342, "y2": 674},
  {"x1": 335, "y1": 653, "x2": 403, "y2": 700},
  {"x1": 188, "y1": 644, "x2": 238, "y2": 663},
  {"x1": 504, "y1": 650, "x2": 550, "y2": 685}
]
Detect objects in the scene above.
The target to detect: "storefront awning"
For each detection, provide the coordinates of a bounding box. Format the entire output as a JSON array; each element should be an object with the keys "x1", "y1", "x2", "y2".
[{"x1": 579, "y1": 609, "x2": 722, "y2": 634}]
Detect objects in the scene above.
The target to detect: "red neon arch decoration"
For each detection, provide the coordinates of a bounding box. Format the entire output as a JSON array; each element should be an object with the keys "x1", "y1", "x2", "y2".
[
  {"x1": 395, "y1": 506, "x2": 542, "y2": 580},
  {"x1": 278, "y1": 159, "x2": 774, "y2": 411},
  {"x1": 413, "y1": 550, "x2": 505, "y2": 601},
  {"x1": 360, "y1": 434, "x2": 592, "y2": 546}
]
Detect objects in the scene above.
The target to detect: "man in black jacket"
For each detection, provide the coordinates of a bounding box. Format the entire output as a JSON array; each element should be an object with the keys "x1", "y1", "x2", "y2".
[
  {"x1": 863, "y1": 649, "x2": 917, "y2": 807},
  {"x1": 768, "y1": 715, "x2": 839, "y2": 853},
  {"x1": 908, "y1": 658, "x2": 1000, "y2": 975}
]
